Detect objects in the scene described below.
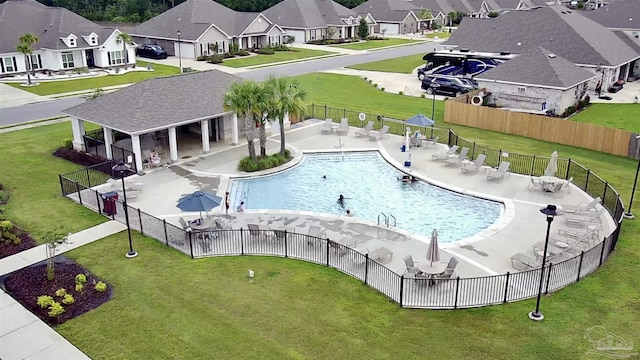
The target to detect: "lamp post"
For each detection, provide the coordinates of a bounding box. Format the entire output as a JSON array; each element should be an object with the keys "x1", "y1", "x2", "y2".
[
  {"x1": 177, "y1": 30, "x2": 182, "y2": 74},
  {"x1": 596, "y1": 64, "x2": 605, "y2": 98},
  {"x1": 623, "y1": 135, "x2": 640, "y2": 219},
  {"x1": 528, "y1": 204, "x2": 562, "y2": 321},
  {"x1": 112, "y1": 162, "x2": 138, "y2": 258},
  {"x1": 430, "y1": 83, "x2": 440, "y2": 139}
]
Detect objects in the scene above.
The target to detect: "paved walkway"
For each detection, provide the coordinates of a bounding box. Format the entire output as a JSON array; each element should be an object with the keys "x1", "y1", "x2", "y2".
[{"x1": 0, "y1": 221, "x2": 126, "y2": 360}]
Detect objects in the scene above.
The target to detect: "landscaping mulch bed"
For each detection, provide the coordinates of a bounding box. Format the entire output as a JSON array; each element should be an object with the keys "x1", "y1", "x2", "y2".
[
  {"x1": 0, "y1": 226, "x2": 37, "y2": 259},
  {"x1": 53, "y1": 147, "x2": 108, "y2": 168},
  {"x1": 2, "y1": 260, "x2": 112, "y2": 326}
]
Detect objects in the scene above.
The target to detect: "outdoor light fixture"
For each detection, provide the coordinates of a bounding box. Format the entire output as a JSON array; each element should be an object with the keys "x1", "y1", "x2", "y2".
[
  {"x1": 528, "y1": 204, "x2": 562, "y2": 321},
  {"x1": 177, "y1": 30, "x2": 182, "y2": 74},
  {"x1": 623, "y1": 135, "x2": 640, "y2": 219},
  {"x1": 112, "y1": 162, "x2": 138, "y2": 258}
]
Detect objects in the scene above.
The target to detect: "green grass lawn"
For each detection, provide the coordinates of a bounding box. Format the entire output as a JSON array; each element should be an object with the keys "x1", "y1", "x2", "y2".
[
  {"x1": 333, "y1": 38, "x2": 421, "y2": 50},
  {"x1": 347, "y1": 54, "x2": 424, "y2": 74},
  {"x1": 424, "y1": 31, "x2": 451, "y2": 39},
  {"x1": 7, "y1": 62, "x2": 179, "y2": 96},
  {"x1": 221, "y1": 48, "x2": 334, "y2": 68},
  {"x1": 570, "y1": 103, "x2": 640, "y2": 133},
  {"x1": 2, "y1": 72, "x2": 640, "y2": 359}
]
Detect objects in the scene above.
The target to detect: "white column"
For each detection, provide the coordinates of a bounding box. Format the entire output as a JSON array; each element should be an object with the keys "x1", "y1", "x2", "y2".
[
  {"x1": 131, "y1": 134, "x2": 144, "y2": 173},
  {"x1": 231, "y1": 113, "x2": 239, "y2": 145},
  {"x1": 168, "y1": 127, "x2": 179, "y2": 162},
  {"x1": 201, "y1": 119, "x2": 210, "y2": 153},
  {"x1": 70, "y1": 117, "x2": 85, "y2": 151},
  {"x1": 103, "y1": 127, "x2": 114, "y2": 159}
]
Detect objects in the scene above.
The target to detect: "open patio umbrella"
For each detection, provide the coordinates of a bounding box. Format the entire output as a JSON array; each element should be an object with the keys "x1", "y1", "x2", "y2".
[
  {"x1": 426, "y1": 228, "x2": 441, "y2": 266},
  {"x1": 545, "y1": 151, "x2": 559, "y2": 177},
  {"x1": 405, "y1": 113, "x2": 435, "y2": 127},
  {"x1": 176, "y1": 191, "x2": 222, "y2": 218}
]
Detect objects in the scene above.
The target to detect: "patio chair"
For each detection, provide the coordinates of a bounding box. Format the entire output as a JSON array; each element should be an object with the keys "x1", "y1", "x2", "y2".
[
  {"x1": 487, "y1": 162, "x2": 511, "y2": 182},
  {"x1": 403, "y1": 255, "x2": 424, "y2": 277},
  {"x1": 442, "y1": 257, "x2": 459, "y2": 277},
  {"x1": 561, "y1": 197, "x2": 601, "y2": 214},
  {"x1": 355, "y1": 121, "x2": 374, "y2": 137},
  {"x1": 425, "y1": 136, "x2": 439, "y2": 147},
  {"x1": 560, "y1": 177, "x2": 574, "y2": 194},
  {"x1": 368, "y1": 125, "x2": 390, "y2": 140},
  {"x1": 410, "y1": 135, "x2": 422, "y2": 148},
  {"x1": 564, "y1": 208, "x2": 605, "y2": 227},
  {"x1": 432, "y1": 145, "x2": 459, "y2": 161},
  {"x1": 336, "y1": 118, "x2": 349, "y2": 136},
  {"x1": 321, "y1": 118, "x2": 333, "y2": 134},
  {"x1": 548, "y1": 182, "x2": 565, "y2": 197},
  {"x1": 107, "y1": 178, "x2": 143, "y2": 193},
  {"x1": 247, "y1": 223, "x2": 261, "y2": 239},
  {"x1": 179, "y1": 217, "x2": 191, "y2": 231},
  {"x1": 444, "y1": 147, "x2": 469, "y2": 167},
  {"x1": 142, "y1": 149, "x2": 152, "y2": 169},
  {"x1": 527, "y1": 176, "x2": 543, "y2": 191},
  {"x1": 307, "y1": 225, "x2": 326, "y2": 246},
  {"x1": 460, "y1": 154, "x2": 486, "y2": 174}
]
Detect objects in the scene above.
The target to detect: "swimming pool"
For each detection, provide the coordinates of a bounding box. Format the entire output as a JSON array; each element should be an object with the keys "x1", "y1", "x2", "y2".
[{"x1": 231, "y1": 152, "x2": 503, "y2": 243}]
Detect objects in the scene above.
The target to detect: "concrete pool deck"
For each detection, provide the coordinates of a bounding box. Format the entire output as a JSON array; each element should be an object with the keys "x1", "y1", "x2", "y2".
[{"x1": 89, "y1": 119, "x2": 615, "y2": 278}]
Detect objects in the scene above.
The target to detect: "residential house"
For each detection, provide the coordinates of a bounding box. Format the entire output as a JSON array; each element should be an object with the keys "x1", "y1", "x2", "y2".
[
  {"x1": 353, "y1": 0, "x2": 419, "y2": 35},
  {"x1": 264, "y1": 0, "x2": 376, "y2": 44},
  {"x1": 444, "y1": 5, "x2": 640, "y2": 91},
  {"x1": 0, "y1": 0, "x2": 136, "y2": 76},
  {"x1": 409, "y1": 0, "x2": 449, "y2": 25},
  {"x1": 410, "y1": 0, "x2": 539, "y2": 26},
  {"x1": 475, "y1": 47, "x2": 595, "y2": 114},
  {"x1": 131, "y1": 0, "x2": 285, "y2": 59}
]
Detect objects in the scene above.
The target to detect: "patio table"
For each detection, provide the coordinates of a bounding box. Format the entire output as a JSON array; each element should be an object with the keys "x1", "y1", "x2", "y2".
[
  {"x1": 417, "y1": 262, "x2": 447, "y2": 276},
  {"x1": 540, "y1": 176, "x2": 560, "y2": 192},
  {"x1": 189, "y1": 219, "x2": 215, "y2": 230}
]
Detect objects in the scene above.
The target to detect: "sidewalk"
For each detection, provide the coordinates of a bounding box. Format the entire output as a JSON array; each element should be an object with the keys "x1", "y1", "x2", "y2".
[
  {"x1": 0, "y1": 220, "x2": 127, "y2": 360},
  {"x1": 0, "y1": 83, "x2": 47, "y2": 109}
]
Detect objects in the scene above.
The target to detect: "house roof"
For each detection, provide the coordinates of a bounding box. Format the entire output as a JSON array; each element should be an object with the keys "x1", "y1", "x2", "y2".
[
  {"x1": 264, "y1": 0, "x2": 358, "y2": 29},
  {"x1": 131, "y1": 0, "x2": 270, "y2": 41},
  {"x1": 475, "y1": 46, "x2": 595, "y2": 88},
  {"x1": 615, "y1": 30, "x2": 640, "y2": 53},
  {"x1": 0, "y1": 0, "x2": 114, "y2": 54},
  {"x1": 582, "y1": 0, "x2": 640, "y2": 30},
  {"x1": 353, "y1": 0, "x2": 416, "y2": 22},
  {"x1": 444, "y1": 5, "x2": 639, "y2": 66},
  {"x1": 63, "y1": 70, "x2": 243, "y2": 135}
]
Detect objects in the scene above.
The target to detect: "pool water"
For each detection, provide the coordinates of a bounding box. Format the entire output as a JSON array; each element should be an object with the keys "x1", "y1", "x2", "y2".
[{"x1": 231, "y1": 152, "x2": 503, "y2": 243}]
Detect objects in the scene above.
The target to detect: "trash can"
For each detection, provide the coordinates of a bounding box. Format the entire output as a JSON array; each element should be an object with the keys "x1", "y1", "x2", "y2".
[{"x1": 101, "y1": 191, "x2": 118, "y2": 216}]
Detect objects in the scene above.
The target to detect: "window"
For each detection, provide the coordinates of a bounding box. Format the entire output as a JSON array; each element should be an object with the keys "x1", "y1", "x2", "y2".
[
  {"x1": 310, "y1": 30, "x2": 316, "y2": 40},
  {"x1": 68, "y1": 38, "x2": 76, "y2": 47},
  {"x1": 108, "y1": 50, "x2": 125, "y2": 65},
  {"x1": 90, "y1": 37, "x2": 97, "y2": 45},
  {"x1": 517, "y1": 86, "x2": 527, "y2": 93},
  {"x1": 1, "y1": 57, "x2": 17, "y2": 72},
  {"x1": 61, "y1": 52, "x2": 75, "y2": 69},
  {"x1": 30, "y1": 54, "x2": 42, "y2": 70},
  {"x1": 270, "y1": 36, "x2": 279, "y2": 46}
]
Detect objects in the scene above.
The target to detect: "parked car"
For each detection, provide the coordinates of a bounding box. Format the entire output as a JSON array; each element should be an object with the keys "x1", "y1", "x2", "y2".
[
  {"x1": 421, "y1": 75, "x2": 474, "y2": 96},
  {"x1": 136, "y1": 44, "x2": 168, "y2": 59},
  {"x1": 458, "y1": 77, "x2": 479, "y2": 88},
  {"x1": 607, "y1": 81, "x2": 624, "y2": 93}
]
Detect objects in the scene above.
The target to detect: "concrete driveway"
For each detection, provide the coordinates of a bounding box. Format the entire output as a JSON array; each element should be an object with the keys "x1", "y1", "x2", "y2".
[{"x1": 0, "y1": 83, "x2": 47, "y2": 109}]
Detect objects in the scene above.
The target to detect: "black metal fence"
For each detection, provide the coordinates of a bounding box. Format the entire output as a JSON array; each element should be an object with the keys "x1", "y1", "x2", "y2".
[
  {"x1": 83, "y1": 129, "x2": 138, "y2": 174},
  {"x1": 58, "y1": 108, "x2": 625, "y2": 309}
]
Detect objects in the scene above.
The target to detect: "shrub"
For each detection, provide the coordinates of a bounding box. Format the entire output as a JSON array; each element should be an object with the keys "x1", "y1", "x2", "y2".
[
  {"x1": 381, "y1": 87, "x2": 385, "y2": 91},
  {"x1": 95, "y1": 281, "x2": 108, "y2": 292},
  {"x1": 562, "y1": 105, "x2": 577, "y2": 118},
  {"x1": 258, "y1": 47, "x2": 275, "y2": 55},
  {"x1": 274, "y1": 44, "x2": 290, "y2": 51},
  {"x1": 421, "y1": 94, "x2": 426, "y2": 98},
  {"x1": 257, "y1": 157, "x2": 276, "y2": 170},
  {"x1": 196, "y1": 55, "x2": 207, "y2": 61},
  {"x1": 37, "y1": 295, "x2": 54, "y2": 309},
  {"x1": 363, "y1": 77, "x2": 368, "y2": 81},
  {"x1": 236, "y1": 49, "x2": 250, "y2": 56},
  {"x1": 55, "y1": 288, "x2": 67, "y2": 297},
  {"x1": 48, "y1": 302, "x2": 65, "y2": 317},
  {"x1": 62, "y1": 294, "x2": 75, "y2": 305},
  {"x1": 238, "y1": 157, "x2": 259, "y2": 172},
  {"x1": 207, "y1": 55, "x2": 224, "y2": 64},
  {"x1": 62, "y1": 138, "x2": 73, "y2": 149},
  {"x1": 373, "y1": 83, "x2": 378, "y2": 88},
  {"x1": 284, "y1": 149, "x2": 291, "y2": 158},
  {"x1": 75, "y1": 283, "x2": 84, "y2": 292},
  {"x1": 0, "y1": 220, "x2": 12, "y2": 231},
  {"x1": 399, "y1": 91, "x2": 403, "y2": 95},
  {"x1": 75, "y1": 274, "x2": 87, "y2": 284},
  {"x1": 368, "y1": 79, "x2": 372, "y2": 84}
]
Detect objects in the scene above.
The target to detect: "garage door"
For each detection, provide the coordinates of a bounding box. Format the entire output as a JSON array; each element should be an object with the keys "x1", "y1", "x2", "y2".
[
  {"x1": 285, "y1": 30, "x2": 306, "y2": 44},
  {"x1": 380, "y1": 23, "x2": 399, "y2": 35},
  {"x1": 174, "y1": 42, "x2": 195, "y2": 60}
]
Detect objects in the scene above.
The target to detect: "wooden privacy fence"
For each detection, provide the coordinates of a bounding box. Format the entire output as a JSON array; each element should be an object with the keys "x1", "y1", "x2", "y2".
[{"x1": 444, "y1": 95, "x2": 637, "y2": 158}]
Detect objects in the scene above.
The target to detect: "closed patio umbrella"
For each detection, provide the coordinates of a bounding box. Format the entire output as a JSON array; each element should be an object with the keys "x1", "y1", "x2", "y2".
[
  {"x1": 426, "y1": 228, "x2": 440, "y2": 266},
  {"x1": 545, "y1": 151, "x2": 559, "y2": 177},
  {"x1": 176, "y1": 191, "x2": 222, "y2": 218}
]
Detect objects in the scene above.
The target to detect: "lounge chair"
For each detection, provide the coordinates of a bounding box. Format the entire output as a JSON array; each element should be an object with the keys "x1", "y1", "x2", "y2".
[
  {"x1": 107, "y1": 178, "x2": 143, "y2": 192},
  {"x1": 487, "y1": 162, "x2": 511, "y2": 182},
  {"x1": 336, "y1": 118, "x2": 349, "y2": 136},
  {"x1": 355, "y1": 121, "x2": 374, "y2": 137},
  {"x1": 460, "y1": 154, "x2": 486, "y2": 174},
  {"x1": 368, "y1": 125, "x2": 390, "y2": 140},
  {"x1": 432, "y1": 145, "x2": 459, "y2": 161},
  {"x1": 564, "y1": 208, "x2": 605, "y2": 227},
  {"x1": 510, "y1": 253, "x2": 541, "y2": 271},
  {"x1": 528, "y1": 177, "x2": 543, "y2": 191},
  {"x1": 321, "y1": 118, "x2": 333, "y2": 134},
  {"x1": 561, "y1": 197, "x2": 601, "y2": 214},
  {"x1": 444, "y1": 147, "x2": 469, "y2": 167}
]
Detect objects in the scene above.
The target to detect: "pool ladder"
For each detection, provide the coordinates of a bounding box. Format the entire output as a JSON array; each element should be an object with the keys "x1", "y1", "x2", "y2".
[{"x1": 377, "y1": 212, "x2": 397, "y2": 228}]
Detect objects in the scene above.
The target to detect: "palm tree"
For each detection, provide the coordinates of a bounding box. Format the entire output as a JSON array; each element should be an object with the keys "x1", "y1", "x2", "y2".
[
  {"x1": 418, "y1": 9, "x2": 433, "y2": 34},
  {"x1": 16, "y1": 33, "x2": 39, "y2": 86},
  {"x1": 115, "y1": 32, "x2": 134, "y2": 70},
  {"x1": 264, "y1": 75, "x2": 307, "y2": 157},
  {"x1": 224, "y1": 80, "x2": 268, "y2": 161}
]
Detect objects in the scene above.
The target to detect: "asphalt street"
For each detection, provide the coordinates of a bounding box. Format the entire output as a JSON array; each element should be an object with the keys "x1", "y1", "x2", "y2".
[{"x1": 0, "y1": 42, "x2": 437, "y2": 125}]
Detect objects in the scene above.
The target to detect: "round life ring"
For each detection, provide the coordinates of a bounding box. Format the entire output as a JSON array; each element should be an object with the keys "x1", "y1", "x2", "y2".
[{"x1": 471, "y1": 95, "x2": 483, "y2": 106}]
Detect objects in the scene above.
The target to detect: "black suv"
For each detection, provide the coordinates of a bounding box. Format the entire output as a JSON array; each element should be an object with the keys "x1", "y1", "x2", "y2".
[
  {"x1": 136, "y1": 44, "x2": 168, "y2": 59},
  {"x1": 421, "y1": 75, "x2": 474, "y2": 97}
]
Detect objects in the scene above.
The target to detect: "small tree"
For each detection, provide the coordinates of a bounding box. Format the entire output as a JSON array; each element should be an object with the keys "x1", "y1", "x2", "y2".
[
  {"x1": 488, "y1": 11, "x2": 500, "y2": 18},
  {"x1": 208, "y1": 42, "x2": 219, "y2": 55},
  {"x1": 282, "y1": 35, "x2": 295, "y2": 45},
  {"x1": 115, "y1": 32, "x2": 134, "y2": 70},
  {"x1": 326, "y1": 27, "x2": 336, "y2": 40},
  {"x1": 43, "y1": 230, "x2": 69, "y2": 281},
  {"x1": 16, "y1": 33, "x2": 39, "y2": 86},
  {"x1": 380, "y1": 28, "x2": 387, "y2": 39},
  {"x1": 357, "y1": 18, "x2": 369, "y2": 40},
  {"x1": 82, "y1": 88, "x2": 105, "y2": 100},
  {"x1": 418, "y1": 9, "x2": 433, "y2": 34}
]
